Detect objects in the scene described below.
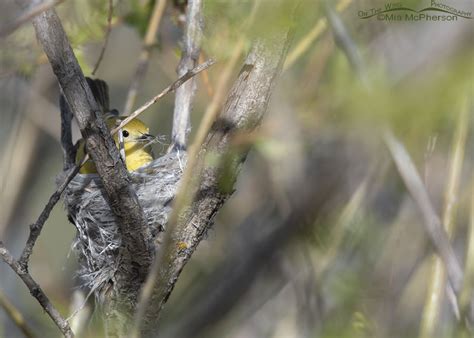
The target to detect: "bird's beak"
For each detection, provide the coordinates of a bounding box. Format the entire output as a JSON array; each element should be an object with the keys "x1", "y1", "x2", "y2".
[{"x1": 137, "y1": 133, "x2": 156, "y2": 143}]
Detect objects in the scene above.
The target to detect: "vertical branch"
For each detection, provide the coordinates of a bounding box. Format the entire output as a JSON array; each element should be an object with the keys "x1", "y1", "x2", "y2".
[
  {"x1": 123, "y1": 0, "x2": 167, "y2": 115},
  {"x1": 170, "y1": 0, "x2": 203, "y2": 150}
]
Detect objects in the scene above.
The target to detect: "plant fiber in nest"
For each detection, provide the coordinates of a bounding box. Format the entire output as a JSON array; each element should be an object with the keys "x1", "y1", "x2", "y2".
[{"x1": 63, "y1": 151, "x2": 186, "y2": 300}]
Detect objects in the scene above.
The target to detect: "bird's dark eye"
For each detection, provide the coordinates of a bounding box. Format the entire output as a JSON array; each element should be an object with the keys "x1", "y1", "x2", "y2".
[{"x1": 122, "y1": 130, "x2": 129, "y2": 138}]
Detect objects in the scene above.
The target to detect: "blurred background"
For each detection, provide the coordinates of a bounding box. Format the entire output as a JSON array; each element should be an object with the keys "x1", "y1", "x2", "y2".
[{"x1": 0, "y1": 0, "x2": 473, "y2": 337}]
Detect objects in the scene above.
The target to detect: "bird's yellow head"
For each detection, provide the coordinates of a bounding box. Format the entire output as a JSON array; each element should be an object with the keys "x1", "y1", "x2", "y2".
[
  {"x1": 77, "y1": 116, "x2": 155, "y2": 173},
  {"x1": 108, "y1": 117, "x2": 154, "y2": 154}
]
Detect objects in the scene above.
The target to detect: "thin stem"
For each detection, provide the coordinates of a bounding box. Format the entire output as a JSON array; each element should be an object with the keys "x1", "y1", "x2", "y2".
[
  {"x1": 111, "y1": 59, "x2": 215, "y2": 135},
  {"x1": 91, "y1": 0, "x2": 114, "y2": 75}
]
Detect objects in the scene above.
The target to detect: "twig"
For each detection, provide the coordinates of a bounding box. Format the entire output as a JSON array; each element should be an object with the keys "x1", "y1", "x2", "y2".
[
  {"x1": 123, "y1": 0, "x2": 168, "y2": 115},
  {"x1": 111, "y1": 59, "x2": 215, "y2": 135},
  {"x1": 0, "y1": 289, "x2": 37, "y2": 338},
  {"x1": 384, "y1": 131, "x2": 464, "y2": 295},
  {"x1": 0, "y1": 0, "x2": 65, "y2": 38},
  {"x1": 420, "y1": 95, "x2": 470, "y2": 337},
  {"x1": 18, "y1": 165, "x2": 80, "y2": 270},
  {"x1": 170, "y1": 0, "x2": 203, "y2": 150},
  {"x1": 0, "y1": 242, "x2": 74, "y2": 337},
  {"x1": 91, "y1": 0, "x2": 113, "y2": 75}
]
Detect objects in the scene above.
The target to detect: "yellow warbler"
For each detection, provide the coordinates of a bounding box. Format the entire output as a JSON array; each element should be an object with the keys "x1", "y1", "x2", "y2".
[{"x1": 76, "y1": 115, "x2": 155, "y2": 174}]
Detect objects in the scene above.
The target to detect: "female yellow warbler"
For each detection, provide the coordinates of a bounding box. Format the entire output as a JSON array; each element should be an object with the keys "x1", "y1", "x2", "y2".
[{"x1": 76, "y1": 116, "x2": 155, "y2": 174}]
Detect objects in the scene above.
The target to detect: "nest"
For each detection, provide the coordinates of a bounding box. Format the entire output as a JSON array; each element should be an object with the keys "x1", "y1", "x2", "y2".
[{"x1": 63, "y1": 151, "x2": 186, "y2": 297}]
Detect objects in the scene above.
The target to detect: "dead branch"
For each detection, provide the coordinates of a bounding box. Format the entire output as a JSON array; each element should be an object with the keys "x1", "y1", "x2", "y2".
[
  {"x1": 0, "y1": 242, "x2": 73, "y2": 337},
  {"x1": 170, "y1": 0, "x2": 203, "y2": 150}
]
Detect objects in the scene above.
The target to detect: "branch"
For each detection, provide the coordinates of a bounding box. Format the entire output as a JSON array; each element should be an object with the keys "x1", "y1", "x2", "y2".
[
  {"x1": 170, "y1": 0, "x2": 203, "y2": 150},
  {"x1": 111, "y1": 59, "x2": 215, "y2": 135},
  {"x1": 0, "y1": 242, "x2": 73, "y2": 337},
  {"x1": 16, "y1": 2, "x2": 153, "y2": 325},
  {"x1": 123, "y1": 0, "x2": 168, "y2": 115},
  {"x1": 138, "y1": 27, "x2": 293, "y2": 335},
  {"x1": 18, "y1": 165, "x2": 80, "y2": 270}
]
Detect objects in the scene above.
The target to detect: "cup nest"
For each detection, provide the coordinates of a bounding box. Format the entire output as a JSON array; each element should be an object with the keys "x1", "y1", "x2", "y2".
[{"x1": 62, "y1": 151, "x2": 186, "y2": 298}]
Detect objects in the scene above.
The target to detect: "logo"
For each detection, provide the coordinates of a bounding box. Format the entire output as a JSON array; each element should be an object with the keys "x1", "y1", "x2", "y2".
[{"x1": 358, "y1": 1, "x2": 472, "y2": 21}]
